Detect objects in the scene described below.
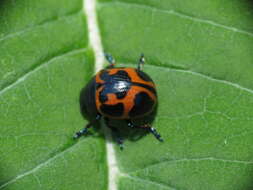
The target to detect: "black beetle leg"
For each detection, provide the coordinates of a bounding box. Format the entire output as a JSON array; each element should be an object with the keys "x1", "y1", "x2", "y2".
[
  {"x1": 105, "y1": 117, "x2": 124, "y2": 150},
  {"x1": 104, "y1": 53, "x2": 116, "y2": 68},
  {"x1": 147, "y1": 125, "x2": 164, "y2": 142},
  {"x1": 137, "y1": 53, "x2": 145, "y2": 71},
  {"x1": 127, "y1": 120, "x2": 163, "y2": 142},
  {"x1": 73, "y1": 114, "x2": 101, "y2": 139},
  {"x1": 126, "y1": 120, "x2": 135, "y2": 128}
]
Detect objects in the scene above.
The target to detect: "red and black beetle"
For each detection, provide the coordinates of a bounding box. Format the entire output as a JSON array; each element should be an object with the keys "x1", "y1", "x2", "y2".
[{"x1": 74, "y1": 54, "x2": 163, "y2": 149}]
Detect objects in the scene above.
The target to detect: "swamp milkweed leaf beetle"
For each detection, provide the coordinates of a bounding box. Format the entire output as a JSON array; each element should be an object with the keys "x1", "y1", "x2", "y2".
[{"x1": 74, "y1": 54, "x2": 163, "y2": 149}]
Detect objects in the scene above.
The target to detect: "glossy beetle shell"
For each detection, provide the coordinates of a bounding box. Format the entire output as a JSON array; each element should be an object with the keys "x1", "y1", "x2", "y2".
[{"x1": 80, "y1": 67, "x2": 157, "y2": 119}]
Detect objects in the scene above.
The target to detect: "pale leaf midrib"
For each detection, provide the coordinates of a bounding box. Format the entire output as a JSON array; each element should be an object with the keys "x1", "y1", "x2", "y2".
[{"x1": 84, "y1": 1, "x2": 119, "y2": 190}]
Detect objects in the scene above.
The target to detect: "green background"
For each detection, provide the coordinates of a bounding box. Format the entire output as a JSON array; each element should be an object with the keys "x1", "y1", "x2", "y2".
[{"x1": 1, "y1": 0, "x2": 253, "y2": 189}]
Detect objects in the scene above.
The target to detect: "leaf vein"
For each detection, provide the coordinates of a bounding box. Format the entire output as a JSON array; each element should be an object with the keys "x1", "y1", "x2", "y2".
[
  {"x1": 174, "y1": 68, "x2": 253, "y2": 95},
  {"x1": 136, "y1": 63, "x2": 253, "y2": 96},
  {"x1": 0, "y1": 48, "x2": 87, "y2": 96},
  {"x1": 99, "y1": 1, "x2": 253, "y2": 37},
  {"x1": 128, "y1": 157, "x2": 253, "y2": 175},
  {"x1": 0, "y1": 10, "x2": 82, "y2": 43},
  {"x1": 125, "y1": 62, "x2": 253, "y2": 96},
  {"x1": 0, "y1": 140, "x2": 89, "y2": 189},
  {"x1": 121, "y1": 174, "x2": 177, "y2": 190}
]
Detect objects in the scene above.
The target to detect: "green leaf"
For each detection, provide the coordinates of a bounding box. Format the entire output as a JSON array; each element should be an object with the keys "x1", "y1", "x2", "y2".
[
  {"x1": 1, "y1": 0, "x2": 253, "y2": 190},
  {"x1": 97, "y1": 0, "x2": 253, "y2": 189},
  {"x1": 0, "y1": 0, "x2": 106, "y2": 189}
]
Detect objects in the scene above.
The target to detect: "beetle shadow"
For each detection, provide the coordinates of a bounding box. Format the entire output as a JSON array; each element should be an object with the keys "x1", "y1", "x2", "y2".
[
  {"x1": 246, "y1": 180, "x2": 253, "y2": 190},
  {"x1": 79, "y1": 108, "x2": 157, "y2": 142},
  {"x1": 0, "y1": 169, "x2": 6, "y2": 188},
  {"x1": 78, "y1": 98, "x2": 158, "y2": 142},
  {"x1": 246, "y1": 0, "x2": 253, "y2": 7},
  {"x1": 241, "y1": 168, "x2": 253, "y2": 190},
  {"x1": 0, "y1": 0, "x2": 9, "y2": 9},
  {"x1": 112, "y1": 104, "x2": 158, "y2": 142}
]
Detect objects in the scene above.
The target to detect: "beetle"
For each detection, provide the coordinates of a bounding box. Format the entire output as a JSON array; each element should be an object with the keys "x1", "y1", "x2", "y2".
[{"x1": 74, "y1": 54, "x2": 163, "y2": 149}]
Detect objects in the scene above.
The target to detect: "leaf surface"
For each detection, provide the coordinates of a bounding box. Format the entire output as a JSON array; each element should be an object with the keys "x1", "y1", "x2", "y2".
[
  {"x1": 0, "y1": 1, "x2": 107, "y2": 189},
  {"x1": 1, "y1": 0, "x2": 253, "y2": 190},
  {"x1": 97, "y1": 0, "x2": 253, "y2": 189}
]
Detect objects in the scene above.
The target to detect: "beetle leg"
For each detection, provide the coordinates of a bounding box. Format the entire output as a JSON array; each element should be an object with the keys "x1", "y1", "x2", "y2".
[
  {"x1": 126, "y1": 120, "x2": 163, "y2": 142},
  {"x1": 105, "y1": 53, "x2": 116, "y2": 68},
  {"x1": 126, "y1": 119, "x2": 135, "y2": 128},
  {"x1": 146, "y1": 125, "x2": 164, "y2": 142},
  {"x1": 137, "y1": 53, "x2": 145, "y2": 71},
  {"x1": 73, "y1": 114, "x2": 101, "y2": 139},
  {"x1": 105, "y1": 117, "x2": 124, "y2": 150}
]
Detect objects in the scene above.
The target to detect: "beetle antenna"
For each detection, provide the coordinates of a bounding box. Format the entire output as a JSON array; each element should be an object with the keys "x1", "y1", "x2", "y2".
[
  {"x1": 138, "y1": 53, "x2": 145, "y2": 70},
  {"x1": 104, "y1": 53, "x2": 115, "y2": 68}
]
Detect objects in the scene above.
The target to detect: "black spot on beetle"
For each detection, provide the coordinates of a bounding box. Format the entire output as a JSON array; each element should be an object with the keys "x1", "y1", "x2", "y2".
[
  {"x1": 100, "y1": 103, "x2": 124, "y2": 117},
  {"x1": 129, "y1": 92, "x2": 154, "y2": 117},
  {"x1": 100, "y1": 69, "x2": 131, "y2": 83},
  {"x1": 96, "y1": 83, "x2": 103, "y2": 90},
  {"x1": 98, "y1": 69, "x2": 132, "y2": 102},
  {"x1": 99, "y1": 89, "x2": 108, "y2": 103},
  {"x1": 99, "y1": 70, "x2": 109, "y2": 81},
  {"x1": 114, "y1": 70, "x2": 131, "y2": 82},
  {"x1": 116, "y1": 91, "x2": 127, "y2": 99},
  {"x1": 132, "y1": 82, "x2": 157, "y2": 96},
  {"x1": 136, "y1": 69, "x2": 153, "y2": 82}
]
